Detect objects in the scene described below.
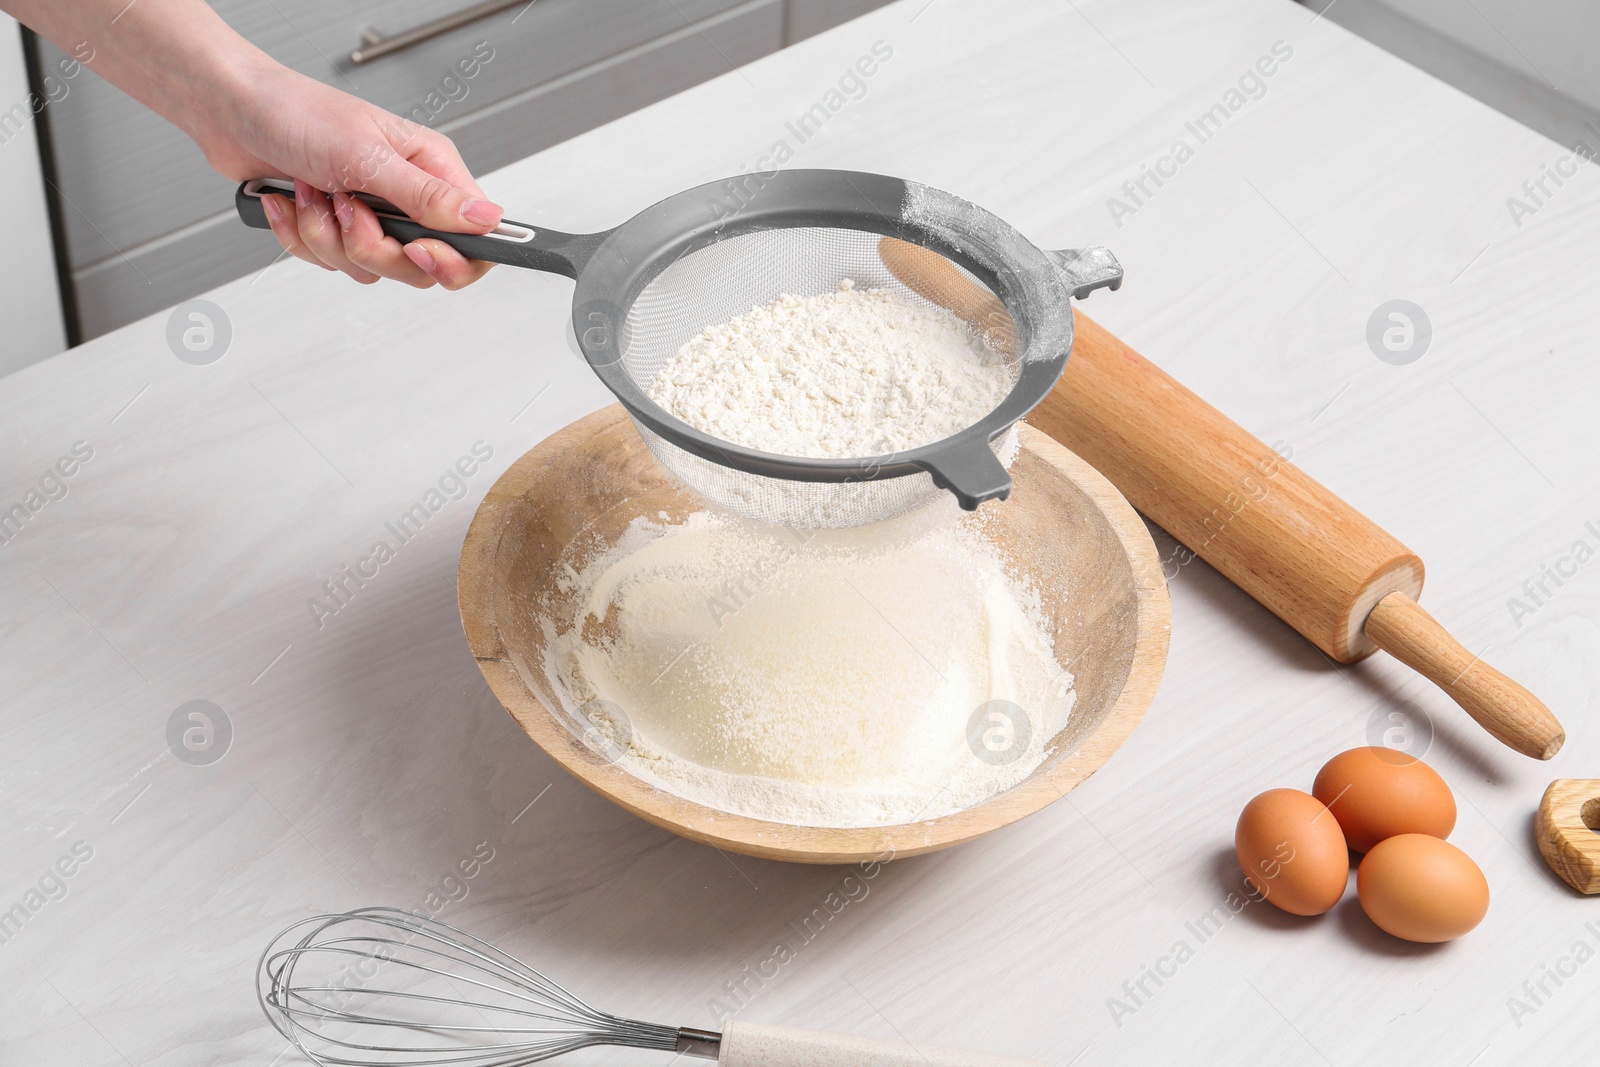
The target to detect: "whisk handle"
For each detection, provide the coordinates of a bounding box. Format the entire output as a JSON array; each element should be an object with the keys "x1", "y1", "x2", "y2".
[{"x1": 718, "y1": 1021, "x2": 1045, "y2": 1067}]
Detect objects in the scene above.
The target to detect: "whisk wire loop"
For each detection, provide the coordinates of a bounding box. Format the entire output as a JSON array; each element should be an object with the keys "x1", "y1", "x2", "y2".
[{"x1": 259, "y1": 907, "x2": 686, "y2": 1066}]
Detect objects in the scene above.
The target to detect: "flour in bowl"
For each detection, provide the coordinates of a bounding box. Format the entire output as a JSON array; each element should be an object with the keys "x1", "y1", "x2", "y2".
[
  {"x1": 646, "y1": 281, "x2": 1009, "y2": 458},
  {"x1": 544, "y1": 504, "x2": 1075, "y2": 827}
]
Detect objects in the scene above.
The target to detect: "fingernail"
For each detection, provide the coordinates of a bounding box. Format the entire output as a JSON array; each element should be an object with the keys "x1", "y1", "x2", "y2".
[
  {"x1": 294, "y1": 179, "x2": 312, "y2": 206},
  {"x1": 404, "y1": 243, "x2": 437, "y2": 275},
  {"x1": 263, "y1": 195, "x2": 285, "y2": 225},
  {"x1": 333, "y1": 193, "x2": 353, "y2": 231},
  {"x1": 460, "y1": 198, "x2": 501, "y2": 228}
]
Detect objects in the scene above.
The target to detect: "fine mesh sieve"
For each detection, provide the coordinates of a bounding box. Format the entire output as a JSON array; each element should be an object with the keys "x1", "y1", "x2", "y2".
[
  {"x1": 620, "y1": 225, "x2": 1025, "y2": 527},
  {"x1": 237, "y1": 170, "x2": 1122, "y2": 527}
]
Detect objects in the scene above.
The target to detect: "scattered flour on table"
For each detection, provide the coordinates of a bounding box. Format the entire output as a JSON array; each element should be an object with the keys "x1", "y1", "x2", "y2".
[
  {"x1": 544, "y1": 505, "x2": 1075, "y2": 827},
  {"x1": 646, "y1": 281, "x2": 1010, "y2": 458}
]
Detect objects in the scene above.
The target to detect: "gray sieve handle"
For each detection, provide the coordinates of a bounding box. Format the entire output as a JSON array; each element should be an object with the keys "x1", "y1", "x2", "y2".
[
  {"x1": 920, "y1": 439, "x2": 1016, "y2": 511},
  {"x1": 1048, "y1": 247, "x2": 1123, "y2": 299},
  {"x1": 235, "y1": 179, "x2": 603, "y2": 279}
]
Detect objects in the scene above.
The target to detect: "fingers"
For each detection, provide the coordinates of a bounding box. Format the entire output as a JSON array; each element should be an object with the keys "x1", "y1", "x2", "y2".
[
  {"x1": 336, "y1": 192, "x2": 437, "y2": 289},
  {"x1": 404, "y1": 132, "x2": 488, "y2": 200},
  {"x1": 293, "y1": 180, "x2": 380, "y2": 285},
  {"x1": 333, "y1": 189, "x2": 491, "y2": 289},
  {"x1": 364, "y1": 130, "x2": 502, "y2": 235},
  {"x1": 256, "y1": 124, "x2": 498, "y2": 289},
  {"x1": 401, "y1": 238, "x2": 496, "y2": 291},
  {"x1": 390, "y1": 159, "x2": 502, "y2": 234},
  {"x1": 260, "y1": 192, "x2": 333, "y2": 272},
  {"x1": 266, "y1": 181, "x2": 441, "y2": 288}
]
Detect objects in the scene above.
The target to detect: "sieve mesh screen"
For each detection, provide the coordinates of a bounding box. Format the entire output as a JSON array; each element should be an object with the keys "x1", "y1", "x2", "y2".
[{"x1": 619, "y1": 226, "x2": 1022, "y2": 528}]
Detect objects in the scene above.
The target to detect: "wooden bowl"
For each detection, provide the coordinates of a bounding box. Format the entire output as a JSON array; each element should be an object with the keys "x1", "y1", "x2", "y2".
[{"x1": 459, "y1": 405, "x2": 1169, "y2": 863}]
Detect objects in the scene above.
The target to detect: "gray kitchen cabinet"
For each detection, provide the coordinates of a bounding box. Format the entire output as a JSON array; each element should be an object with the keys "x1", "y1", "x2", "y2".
[
  {"x1": 1, "y1": 15, "x2": 65, "y2": 373},
  {"x1": 1302, "y1": 0, "x2": 1600, "y2": 161},
  {"x1": 785, "y1": 0, "x2": 892, "y2": 42},
  {"x1": 32, "y1": 0, "x2": 893, "y2": 345}
]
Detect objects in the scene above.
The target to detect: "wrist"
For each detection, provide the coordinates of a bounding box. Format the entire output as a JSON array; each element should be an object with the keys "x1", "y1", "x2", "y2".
[{"x1": 158, "y1": 16, "x2": 281, "y2": 152}]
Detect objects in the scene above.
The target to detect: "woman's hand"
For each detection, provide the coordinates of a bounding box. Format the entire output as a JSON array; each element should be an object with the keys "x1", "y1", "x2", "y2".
[
  {"x1": 2, "y1": 0, "x2": 504, "y2": 290},
  {"x1": 195, "y1": 64, "x2": 504, "y2": 290}
]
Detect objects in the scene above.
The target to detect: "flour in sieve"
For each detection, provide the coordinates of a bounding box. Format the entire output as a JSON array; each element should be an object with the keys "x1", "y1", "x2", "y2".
[
  {"x1": 543, "y1": 505, "x2": 1076, "y2": 827},
  {"x1": 646, "y1": 281, "x2": 1009, "y2": 458}
]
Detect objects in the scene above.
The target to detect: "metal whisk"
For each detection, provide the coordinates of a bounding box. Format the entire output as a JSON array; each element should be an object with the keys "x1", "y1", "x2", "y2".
[
  {"x1": 259, "y1": 907, "x2": 1041, "y2": 1067},
  {"x1": 258, "y1": 908, "x2": 719, "y2": 1065}
]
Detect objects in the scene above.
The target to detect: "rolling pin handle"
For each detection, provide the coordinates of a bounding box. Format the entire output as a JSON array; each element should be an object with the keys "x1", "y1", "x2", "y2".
[
  {"x1": 1363, "y1": 592, "x2": 1565, "y2": 760},
  {"x1": 1047, "y1": 247, "x2": 1123, "y2": 299}
]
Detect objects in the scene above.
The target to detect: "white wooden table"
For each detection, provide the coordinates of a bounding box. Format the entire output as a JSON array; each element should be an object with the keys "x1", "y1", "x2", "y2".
[{"x1": 3, "y1": 1, "x2": 1597, "y2": 1063}]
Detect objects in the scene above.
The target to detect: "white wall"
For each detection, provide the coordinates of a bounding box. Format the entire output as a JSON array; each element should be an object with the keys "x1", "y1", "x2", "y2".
[{"x1": 0, "y1": 15, "x2": 67, "y2": 376}]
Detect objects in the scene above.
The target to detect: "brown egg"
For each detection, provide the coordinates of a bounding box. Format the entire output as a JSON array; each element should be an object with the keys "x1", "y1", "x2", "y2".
[
  {"x1": 1357, "y1": 834, "x2": 1489, "y2": 942},
  {"x1": 1235, "y1": 788, "x2": 1349, "y2": 916},
  {"x1": 1313, "y1": 746, "x2": 1456, "y2": 852}
]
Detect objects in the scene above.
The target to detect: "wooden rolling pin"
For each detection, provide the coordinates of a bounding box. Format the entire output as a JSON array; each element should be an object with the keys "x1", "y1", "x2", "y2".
[{"x1": 880, "y1": 239, "x2": 1564, "y2": 760}]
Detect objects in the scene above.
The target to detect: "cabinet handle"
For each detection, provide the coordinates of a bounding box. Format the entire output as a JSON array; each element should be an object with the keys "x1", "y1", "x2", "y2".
[{"x1": 349, "y1": 0, "x2": 537, "y2": 65}]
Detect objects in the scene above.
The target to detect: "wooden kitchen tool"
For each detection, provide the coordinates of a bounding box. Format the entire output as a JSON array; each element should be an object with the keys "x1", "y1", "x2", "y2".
[
  {"x1": 880, "y1": 239, "x2": 1563, "y2": 760},
  {"x1": 1536, "y1": 780, "x2": 1600, "y2": 893},
  {"x1": 459, "y1": 405, "x2": 1169, "y2": 863}
]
